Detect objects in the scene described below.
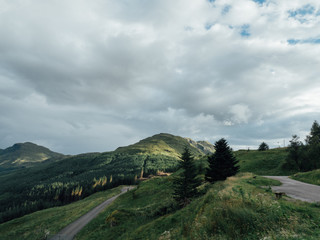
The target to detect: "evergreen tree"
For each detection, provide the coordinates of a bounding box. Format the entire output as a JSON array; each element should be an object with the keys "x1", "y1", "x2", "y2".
[
  {"x1": 283, "y1": 122, "x2": 320, "y2": 172},
  {"x1": 258, "y1": 142, "x2": 269, "y2": 151},
  {"x1": 205, "y1": 138, "x2": 239, "y2": 183},
  {"x1": 173, "y1": 148, "x2": 200, "y2": 207},
  {"x1": 283, "y1": 135, "x2": 304, "y2": 171},
  {"x1": 306, "y1": 120, "x2": 320, "y2": 145}
]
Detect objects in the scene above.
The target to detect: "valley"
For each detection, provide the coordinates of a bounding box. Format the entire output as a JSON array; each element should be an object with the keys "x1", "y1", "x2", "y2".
[{"x1": 0, "y1": 132, "x2": 320, "y2": 240}]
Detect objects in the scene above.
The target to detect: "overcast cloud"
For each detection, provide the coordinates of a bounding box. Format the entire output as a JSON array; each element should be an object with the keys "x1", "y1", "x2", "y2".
[{"x1": 1, "y1": 0, "x2": 320, "y2": 154}]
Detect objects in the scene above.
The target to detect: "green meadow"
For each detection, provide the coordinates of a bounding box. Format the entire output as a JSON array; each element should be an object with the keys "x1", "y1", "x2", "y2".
[
  {"x1": 0, "y1": 187, "x2": 122, "y2": 240},
  {"x1": 75, "y1": 173, "x2": 320, "y2": 240}
]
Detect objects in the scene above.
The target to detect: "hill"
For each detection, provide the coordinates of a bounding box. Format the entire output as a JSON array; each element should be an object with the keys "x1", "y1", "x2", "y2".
[
  {"x1": 5, "y1": 174, "x2": 320, "y2": 240},
  {"x1": 115, "y1": 133, "x2": 214, "y2": 156},
  {"x1": 0, "y1": 133, "x2": 214, "y2": 223},
  {"x1": 0, "y1": 142, "x2": 64, "y2": 171},
  {"x1": 0, "y1": 186, "x2": 123, "y2": 240},
  {"x1": 76, "y1": 174, "x2": 320, "y2": 240},
  {"x1": 235, "y1": 148, "x2": 293, "y2": 175}
]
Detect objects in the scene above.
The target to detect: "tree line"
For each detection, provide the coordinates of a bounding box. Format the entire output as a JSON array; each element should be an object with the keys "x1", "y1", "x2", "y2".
[
  {"x1": 283, "y1": 120, "x2": 320, "y2": 171},
  {"x1": 0, "y1": 174, "x2": 137, "y2": 223}
]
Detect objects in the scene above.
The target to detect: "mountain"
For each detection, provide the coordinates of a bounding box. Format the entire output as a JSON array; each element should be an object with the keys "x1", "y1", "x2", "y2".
[
  {"x1": 0, "y1": 133, "x2": 214, "y2": 223},
  {"x1": 185, "y1": 138, "x2": 215, "y2": 155},
  {"x1": 116, "y1": 133, "x2": 214, "y2": 156},
  {"x1": 0, "y1": 142, "x2": 64, "y2": 169}
]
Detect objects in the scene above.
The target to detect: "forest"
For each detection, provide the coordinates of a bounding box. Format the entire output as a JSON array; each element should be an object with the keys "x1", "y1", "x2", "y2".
[{"x1": 0, "y1": 134, "x2": 202, "y2": 223}]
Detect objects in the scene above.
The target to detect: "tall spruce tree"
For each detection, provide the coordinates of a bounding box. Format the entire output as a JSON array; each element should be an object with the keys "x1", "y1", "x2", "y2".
[
  {"x1": 283, "y1": 135, "x2": 304, "y2": 171},
  {"x1": 205, "y1": 138, "x2": 239, "y2": 183},
  {"x1": 173, "y1": 147, "x2": 200, "y2": 207},
  {"x1": 258, "y1": 142, "x2": 269, "y2": 151},
  {"x1": 306, "y1": 120, "x2": 320, "y2": 145}
]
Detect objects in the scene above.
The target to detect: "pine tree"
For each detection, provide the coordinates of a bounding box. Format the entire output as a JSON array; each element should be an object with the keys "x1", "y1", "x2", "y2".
[
  {"x1": 205, "y1": 138, "x2": 239, "y2": 183},
  {"x1": 283, "y1": 135, "x2": 304, "y2": 171},
  {"x1": 258, "y1": 142, "x2": 269, "y2": 151},
  {"x1": 306, "y1": 120, "x2": 320, "y2": 145},
  {"x1": 173, "y1": 147, "x2": 200, "y2": 207}
]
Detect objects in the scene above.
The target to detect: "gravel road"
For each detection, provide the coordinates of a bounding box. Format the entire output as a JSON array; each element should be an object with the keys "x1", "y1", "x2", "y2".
[
  {"x1": 264, "y1": 176, "x2": 320, "y2": 203},
  {"x1": 50, "y1": 186, "x2": 134, "y2": 240}
]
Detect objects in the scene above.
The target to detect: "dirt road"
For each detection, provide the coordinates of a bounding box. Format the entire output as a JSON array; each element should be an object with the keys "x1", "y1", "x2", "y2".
[
  {"x1": 264, "y1": 176, "x2": 320, "y2": 203},
  {"x1": 50, "y1": 186, "x2": 134, "y2": 240}
]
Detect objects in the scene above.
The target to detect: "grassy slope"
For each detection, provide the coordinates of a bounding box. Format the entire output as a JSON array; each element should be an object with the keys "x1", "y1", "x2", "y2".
[
  {"x1": 291, "y1": 169, "x2": 320, "y2": 186},
  {"x1": 115, "y1": 133, "x2": 205, "y2": 157},
  {"x1": 0, "y1": 186, "x2": 122, "y2": 240},
  {"x1": 76, "y1": 174, "x2": 320, "y2": 240},
  {"x1": 0, "y1": 134, "x2": 205, "y2": 223},
  {"x1": 236, "y1": 148, "x2": 295, "y2": 175}
]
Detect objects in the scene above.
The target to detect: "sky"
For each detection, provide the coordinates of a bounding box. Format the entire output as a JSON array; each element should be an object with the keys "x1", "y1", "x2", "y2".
[{"x1": 1, "y1": 0, "x2": 320, "y2": 154}]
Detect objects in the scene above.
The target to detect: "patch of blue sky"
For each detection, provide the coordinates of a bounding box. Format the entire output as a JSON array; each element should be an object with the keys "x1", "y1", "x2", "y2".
[
  {"x1": 222, "y1": 5, "x2": 231, "y2": 15},
  {"x1": 288, "y1": 38, "x2": 320, "y2": 45},
  {"x1": 240, "y1": 24, "x2": 250, "y2": 37},
  {"x1": 207, "y1": 0, "x2": 216, "y2": 8},
  {"x1": 205, "y1": 23, "x2": 214, "y2": 30},
  {"x1": 252, "y1": 0, "x2": 266, "y2": 5},
  {"x1": 288, "y1": 4, "x2": 315, "y2": 18},
  {"x1": 288, "y1": 5, "x2": 316, "y2": 24}
]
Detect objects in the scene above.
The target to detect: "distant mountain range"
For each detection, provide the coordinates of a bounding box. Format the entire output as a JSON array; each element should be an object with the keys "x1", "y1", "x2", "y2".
[
  {"x1": 0, "y1": 142, "x2": 64, "y2": 171},
  {"x1": 0, "y1": 133, "x2": 215, "y2": 223},
  {"x1": 0, "y1": 133, "x2": 213, "y2": 172}
]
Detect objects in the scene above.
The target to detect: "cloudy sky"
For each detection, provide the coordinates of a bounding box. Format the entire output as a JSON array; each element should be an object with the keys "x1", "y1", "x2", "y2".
[{"x1": 1, "y1": 0, "x2": 320, "y2": 154}]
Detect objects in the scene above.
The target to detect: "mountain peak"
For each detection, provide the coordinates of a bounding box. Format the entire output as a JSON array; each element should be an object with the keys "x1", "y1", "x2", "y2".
[
  {"x1": 185, "y1": 138, "x2": 215, "y2": 155},
  {"x1": 0, "y1": 142, "x2": 64, "y2": 168},
  {"x1": 115, "y1": 133, "x2": 214, "y2": 157}
]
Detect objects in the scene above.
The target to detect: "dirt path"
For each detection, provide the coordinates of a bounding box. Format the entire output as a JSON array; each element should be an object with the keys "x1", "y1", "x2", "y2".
[
  {"x1": 264, "y1": 176, "x2": 320, "y2": 203},
  {"x1": 49, "y1": 186, "x2": 134, "y2": 240}
]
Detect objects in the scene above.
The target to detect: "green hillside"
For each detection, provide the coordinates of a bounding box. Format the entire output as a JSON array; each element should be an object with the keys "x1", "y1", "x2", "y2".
[
  {"x1": 292, "y1": 169, "x2": 320, "y2": 186},
  {"x1": 0, "y1": 133, "x2": 214, "y2": 223},
  {"x1": 2, "y1": 137, "x2": 320, "y2": 239},
  {"x1": 74, "y1": 174, "x2": 320, "y2": 240},
  {"x1": 115, "y1": 133, "x2": 212, "y2": 156},
  {"x1": 0, "y1": 186, "x2": 123, "y2": 240},
  {"x1": 236, "y1": 148, "x2": 294, "y2": 175},
  {"x1": 0, "y1": 142, "x2": 64, "y2": 171}
]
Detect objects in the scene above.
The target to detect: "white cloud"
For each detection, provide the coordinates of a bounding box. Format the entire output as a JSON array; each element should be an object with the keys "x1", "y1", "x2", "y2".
[{"x1": 0, "y1": 0, "x2": 319, "y2": 153}]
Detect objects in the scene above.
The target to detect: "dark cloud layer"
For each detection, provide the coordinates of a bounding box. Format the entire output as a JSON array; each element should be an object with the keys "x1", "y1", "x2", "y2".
[{"x1": 1, "y1": 0, "x2": 320, "y2": 154}]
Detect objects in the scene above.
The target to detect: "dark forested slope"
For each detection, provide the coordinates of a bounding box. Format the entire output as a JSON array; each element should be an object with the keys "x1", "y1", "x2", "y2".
[{"x1": 0, "y1": 133, "x2": 214, "y2": 223}]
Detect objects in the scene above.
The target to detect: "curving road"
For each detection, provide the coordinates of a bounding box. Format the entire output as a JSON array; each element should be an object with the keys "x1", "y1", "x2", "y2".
[
  {"x1": 50, "y1": 186, "x2": 134, "y2": 240},
  {"x1": 264, "y1": 176, "x2": 320, "y2": 203}
]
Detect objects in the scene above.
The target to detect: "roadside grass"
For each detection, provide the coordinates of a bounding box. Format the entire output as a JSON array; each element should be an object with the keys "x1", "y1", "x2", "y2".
[
  {"x1": 0, "y1": 186, "x2": 122, "y2": 240},
  {"x1": 291, "y1": 169, "x2": 320, "y2": 186},
  {"x1": 76, "y1": 173, "x2": 320, "y2": 239},
  {"x1": 76, "y1": 176, "x2": 175, "y2": 240},
  {"x1": 235, "y1": 148, "x2": 295, "y2": 175}
]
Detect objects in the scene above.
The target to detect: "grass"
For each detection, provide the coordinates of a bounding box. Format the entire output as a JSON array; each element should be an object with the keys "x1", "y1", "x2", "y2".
[
  {"x1": 235, "y1": 148, "x2": 295, "y2": 175},
  {"x1": 0, "y1": 186, "x2": 123, "y2": 240},
  {"x1": 75, "y1": 176, "x2": 175, "y2": 240},
  {"x1": 291, "y1": 169, "x2": 320, "y2": 186},
  {"x1": 76, "y1": 173, "x2": 320, "y2": 240}
]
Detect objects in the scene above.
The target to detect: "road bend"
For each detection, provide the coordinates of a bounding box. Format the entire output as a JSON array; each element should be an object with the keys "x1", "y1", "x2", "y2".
[{"x1": 264, "y1": 176, "x2": 320, "y2": 203}]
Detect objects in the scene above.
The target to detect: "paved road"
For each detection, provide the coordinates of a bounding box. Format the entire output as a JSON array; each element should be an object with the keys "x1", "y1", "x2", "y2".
[
  {"x1": 264, "y1": 176, "x2": 320, "y2": 203},
  {"x1": 50, "y1": 186, "x2": 134, "y2": 240}
]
